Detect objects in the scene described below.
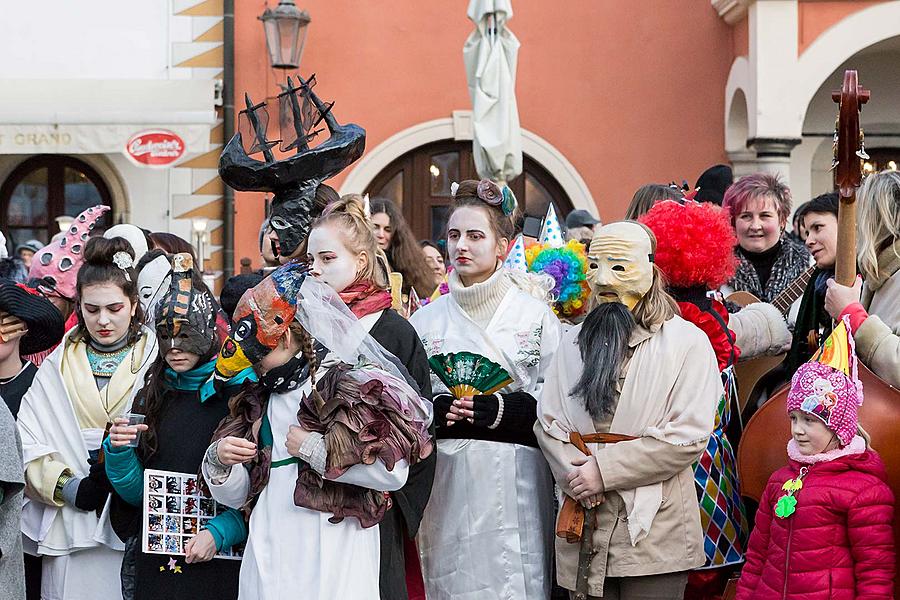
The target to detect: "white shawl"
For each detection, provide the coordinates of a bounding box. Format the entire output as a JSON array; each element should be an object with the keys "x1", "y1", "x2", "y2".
[{"x1": 17, "y1": 327, "x2": 156, "y2": 554}]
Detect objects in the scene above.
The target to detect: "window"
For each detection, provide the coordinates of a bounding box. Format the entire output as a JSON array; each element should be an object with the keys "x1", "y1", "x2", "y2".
[
  {"x1": 1, "y1": 155, "x2": 112, "y2": 248},
  {"x1": 365, "y1": 140, "x2": 574, "y2": 241}
]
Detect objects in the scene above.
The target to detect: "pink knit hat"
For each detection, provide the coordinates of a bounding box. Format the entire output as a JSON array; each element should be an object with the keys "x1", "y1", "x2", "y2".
[
  {"x1": 28, "y1": 205, "x2": 110, "y2": 300},
  {"x1": 787, "y1": 315, "x2": 863, "y2": 446}
]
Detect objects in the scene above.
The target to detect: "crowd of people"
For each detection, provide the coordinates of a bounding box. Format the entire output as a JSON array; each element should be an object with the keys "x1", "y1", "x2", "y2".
[{"x1": 0, "y1": 154, "x2": 898, "y2": 600}]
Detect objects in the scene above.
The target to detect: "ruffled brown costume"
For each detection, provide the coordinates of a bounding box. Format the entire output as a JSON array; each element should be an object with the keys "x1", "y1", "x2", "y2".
[
  {"x1": 295, "y1": 363, "x2": 433, "y2": 528},
  {"x1": 205, "y1": 362, "x2": 432, "y2": 528}
]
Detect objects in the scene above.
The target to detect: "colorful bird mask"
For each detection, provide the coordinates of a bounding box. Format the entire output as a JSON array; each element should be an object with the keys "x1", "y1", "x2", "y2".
[{"x1": 215, "y1": 260, "x2": 309, "y2": 379}]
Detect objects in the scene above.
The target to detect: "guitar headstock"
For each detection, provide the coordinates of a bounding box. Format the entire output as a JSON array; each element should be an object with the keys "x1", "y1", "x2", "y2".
[{"x1": 831, "y1": 70, "x2": 870, "y2": 199}]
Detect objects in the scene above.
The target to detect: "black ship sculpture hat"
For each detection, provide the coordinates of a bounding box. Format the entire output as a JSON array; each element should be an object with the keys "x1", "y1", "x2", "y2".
[{"x1": 218, "y1": 74, "x2": 366, "y2": 258}]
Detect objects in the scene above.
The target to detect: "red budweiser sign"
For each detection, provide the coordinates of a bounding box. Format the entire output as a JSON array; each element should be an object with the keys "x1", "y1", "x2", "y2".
[{"x1": 125, "y1": 130, "x2": 185, "y2": 166}]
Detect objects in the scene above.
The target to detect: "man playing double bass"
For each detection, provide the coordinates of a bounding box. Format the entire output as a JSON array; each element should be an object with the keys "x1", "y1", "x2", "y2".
[{"x1": 535, "y1": 221, "x2": 722, "y2": 600}]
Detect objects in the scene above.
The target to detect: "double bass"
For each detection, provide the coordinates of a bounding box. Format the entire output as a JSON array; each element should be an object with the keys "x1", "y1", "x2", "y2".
[{"x1": 736, "y1": 70, "x2": 900, "y2": 595}]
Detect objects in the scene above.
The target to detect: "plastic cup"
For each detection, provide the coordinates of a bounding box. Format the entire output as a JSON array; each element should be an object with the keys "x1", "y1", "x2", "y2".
[{"x1": 124, "y1": 413, "x2": 146, "y2": 448}]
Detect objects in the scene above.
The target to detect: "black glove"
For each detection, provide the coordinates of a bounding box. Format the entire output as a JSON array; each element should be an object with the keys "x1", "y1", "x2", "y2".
[
  {"x1": 74, "y1": 461, "x2": 112, "y2": 512},
  {"x1": 432, "y1": 394, "x2": 456, "y2": 429},
  {"x1": 471, "y1": 394, "x2": 501, "y2": 428}
]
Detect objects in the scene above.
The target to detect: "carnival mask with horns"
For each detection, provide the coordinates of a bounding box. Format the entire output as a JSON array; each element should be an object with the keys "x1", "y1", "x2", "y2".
[
  {"x1": 218, "y1": 74, "x2": 366, "y2": 257},
  {"x1": 29, "y1": 204, "x2": 110, "y2": 300},
  {"x1": 155, "y1": 253, "x2": 218, "y2": 359},
  {"x1": 586, "y1": 221, "x2": 655, "y2": 310}
]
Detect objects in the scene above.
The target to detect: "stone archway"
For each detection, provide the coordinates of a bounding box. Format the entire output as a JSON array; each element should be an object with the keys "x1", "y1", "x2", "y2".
[
  {"x1": 340, "y1": 112, "x2": 597, "y2": 216},
  {"x1": 791, "y1": 34, "x2": 900, "y2": 204},
  {"x1": 722, "y1": 1, "x2": 900, "y2": 192}
]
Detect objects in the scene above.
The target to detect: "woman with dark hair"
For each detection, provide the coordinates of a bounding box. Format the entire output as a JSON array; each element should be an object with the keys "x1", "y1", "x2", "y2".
[
  {"x1": 785, "y1": 192, "x2": 840, "y2": 373},
  {"x1": 419, "y1": 240, "x2": 447, "y2": 289},
  {"x1": 104, "y1": 254, "x2": 245, "y2": 600},
  {"x1": 409, "y1": 179, "x2": 561, "y2": 599},
  {"x1": 369, "y1": 198, "x2": 437, "y2": 298},
  {"x1": 17, "y1": 236, "x2": 157, "y2": 600},
  {"x1": 148, "y1": 232, "x2": 196, "y2": 260}
]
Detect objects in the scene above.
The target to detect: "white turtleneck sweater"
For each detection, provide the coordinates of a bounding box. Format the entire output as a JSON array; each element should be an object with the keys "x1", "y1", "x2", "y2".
[{"x1": 447, "y1": 267, "x2": 513, "y2": 329}]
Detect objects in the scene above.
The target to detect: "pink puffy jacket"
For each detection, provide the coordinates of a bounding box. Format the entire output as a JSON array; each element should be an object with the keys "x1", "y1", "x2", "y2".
[{"x1": 736, "y1": 449, "x2": 894, "y2": 600}]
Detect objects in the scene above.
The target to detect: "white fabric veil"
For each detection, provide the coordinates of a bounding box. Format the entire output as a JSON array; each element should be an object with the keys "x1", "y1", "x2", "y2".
[{"x1": 294, "y1": 277, "x2": 433, "y2": 424}]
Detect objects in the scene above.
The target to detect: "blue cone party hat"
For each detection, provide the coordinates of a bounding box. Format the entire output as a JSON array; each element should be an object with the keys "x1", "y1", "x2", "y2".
[
  {"x1": 540, "y1": 204, "x2": 564, "y2": 247},
  {"x1": 503, "y1": 235, "x2": 528, "y2": 271}
]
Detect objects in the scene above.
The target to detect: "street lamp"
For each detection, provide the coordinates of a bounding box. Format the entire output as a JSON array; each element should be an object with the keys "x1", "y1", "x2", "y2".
[
  {"x1": 259, "y1": 0, "x2": 311, "y2": 70},
  {"x1": 191, "y1": 217, "x2": 209, "y2": 273}
]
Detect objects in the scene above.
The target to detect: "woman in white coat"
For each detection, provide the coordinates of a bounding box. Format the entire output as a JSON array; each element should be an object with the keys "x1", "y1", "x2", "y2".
[
  {"x1": 409, "y1": 179, "x2": 561, "y2": 600},
  {"x1": 17, "y1": 236, "x2": 156, "y2": 600}
]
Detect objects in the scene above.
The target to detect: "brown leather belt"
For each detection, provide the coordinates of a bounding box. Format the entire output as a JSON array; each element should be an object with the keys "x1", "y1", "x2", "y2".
[{"x1": 556, "y1": 431, "x2": 638, "y2": 543}]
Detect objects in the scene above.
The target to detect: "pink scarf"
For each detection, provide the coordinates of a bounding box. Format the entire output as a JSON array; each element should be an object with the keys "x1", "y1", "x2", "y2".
[
  {"x1": 786, "y1": 435, "x2": 866, "y2": 464},
  {"x1": 338, "y1": 281, "x2": 392, "y2": 319}
]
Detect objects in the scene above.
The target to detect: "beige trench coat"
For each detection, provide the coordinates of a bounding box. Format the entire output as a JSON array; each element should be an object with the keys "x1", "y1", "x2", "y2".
[
  {"x1": 536, "y1": 315, "x2": 721, "y2": 597},
  {"x1": 855, "y1": 243, "x2": 900, "y2": 388}
]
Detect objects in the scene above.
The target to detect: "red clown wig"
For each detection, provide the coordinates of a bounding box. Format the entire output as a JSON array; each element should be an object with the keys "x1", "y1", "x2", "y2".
[{"x1": 639, "y1": 200, "x2": 738, "y2": 289}]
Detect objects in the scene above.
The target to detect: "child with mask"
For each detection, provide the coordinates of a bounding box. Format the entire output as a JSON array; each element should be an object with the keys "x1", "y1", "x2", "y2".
[
  {"x1": 201, "y1": 263, "x2": 433, "y2": 599},
  {"x1": 736, "y1": 318, "x2": 894, "y2": 600},
  {"x1": 103, "y1": 254, "x2": 246, "y2": 600}
]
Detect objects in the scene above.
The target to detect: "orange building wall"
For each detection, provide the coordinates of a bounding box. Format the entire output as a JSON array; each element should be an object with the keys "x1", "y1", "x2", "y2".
[
  {"x1": 233, "y1": 1, "x2": 733, "y2": 267},
  {"x1": 798, "y1": 0, "x2": 885, "y2": 54}
]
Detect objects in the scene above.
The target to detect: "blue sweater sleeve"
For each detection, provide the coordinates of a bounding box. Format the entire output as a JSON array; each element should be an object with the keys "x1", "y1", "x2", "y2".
[
  {"x1": 203, "y1": 507, "x2": 248, "y2": 551},
  {"x1": 102, "y1": 438, "x2": 145, "y2": 507}
]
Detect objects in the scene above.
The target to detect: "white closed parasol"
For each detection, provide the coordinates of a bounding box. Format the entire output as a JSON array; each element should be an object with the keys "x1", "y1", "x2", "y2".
[{"x1": 463, "y1": 0, "x2": 522, "y2": 185}]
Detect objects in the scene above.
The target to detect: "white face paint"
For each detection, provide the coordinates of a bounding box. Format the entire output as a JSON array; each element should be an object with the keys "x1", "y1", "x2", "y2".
[
  {"x1": 307, "y1": 224, "x2": 365, "y2": 293},
  {"x1": 137, "y1": 255, "x2": 172, "y2": 320},
  {"x1": 447, "y1": 206, "x2": 507, "y2": 286}
]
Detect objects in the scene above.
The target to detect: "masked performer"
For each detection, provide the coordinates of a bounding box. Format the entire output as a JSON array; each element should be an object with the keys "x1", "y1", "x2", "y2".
[
  {"x1": 103, "y1": 254, "x2": 246, "y2": 600},
  {"x1": 409, "y1": 179, "x2": 561, "y2": 600},
  {"x1": 641, "y1": 201, "x2": 749, "y2": 598},
  {"x1": 217, "y1": 74, "x2": 364, "y2": 268},
  {"x1": 17, "y1": 236, "x2": 157, "y2": 600},
  {"x1": 307, "y1": 195, "x2": 435, "y2": 599},
  {"x1": 26, "y1": 205, "x2": 111, "y2": 366},
  {"x1": 200, "y1": 265, "x2": 432, "y2": 600},
  {"x1": 536, "y1": 221, "x2": 721, "y2": 600}
]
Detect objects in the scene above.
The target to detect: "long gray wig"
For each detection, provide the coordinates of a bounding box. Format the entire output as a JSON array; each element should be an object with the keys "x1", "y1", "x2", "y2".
[{"x1": 570, "y1": 302, "x2": 636, "y2": 420}]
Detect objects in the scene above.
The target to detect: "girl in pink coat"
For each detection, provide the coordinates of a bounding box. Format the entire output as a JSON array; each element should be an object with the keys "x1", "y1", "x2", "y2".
[{"x1": 737, "y1": 318, "x2": 895, "y2": 600}]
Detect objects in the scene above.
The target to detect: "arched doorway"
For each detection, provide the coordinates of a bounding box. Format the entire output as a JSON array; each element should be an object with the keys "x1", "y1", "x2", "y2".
[
  {"x1": 364, "y1": 139, "x2": 574, "y2": 241},
  {"x1": 797, "y1": 34, "x2": 900, "y2": 202},
  {"x1": 1, "y1": 155, "x2": 113, "y2": 247}
]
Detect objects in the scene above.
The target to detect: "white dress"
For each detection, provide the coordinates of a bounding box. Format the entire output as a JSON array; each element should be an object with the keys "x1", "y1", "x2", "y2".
[
  {"x1": 410, "y1": 285, "x2": 561, "y2": 600},
  {"x1": 204, "y1": 367, "x2": 409, "y2": 600}
]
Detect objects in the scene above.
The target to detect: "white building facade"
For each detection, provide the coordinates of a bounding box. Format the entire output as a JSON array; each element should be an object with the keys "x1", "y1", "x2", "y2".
[
  {"x1": 718, "y1": 0, "x2": 900, "y2": 207},
  {"x1": 0, "y1": 0, "x2": 225, "y2": 279}
]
